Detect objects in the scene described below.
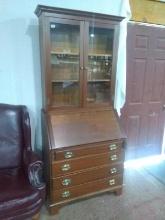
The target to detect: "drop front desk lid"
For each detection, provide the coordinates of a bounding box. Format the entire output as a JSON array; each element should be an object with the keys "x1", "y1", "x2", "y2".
[{"x1": 47, "y1": 109, "x2": 125, "y2": 149}]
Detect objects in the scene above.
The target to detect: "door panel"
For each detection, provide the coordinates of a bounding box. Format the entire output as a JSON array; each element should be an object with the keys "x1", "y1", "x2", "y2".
[
  {"x1": 130, "y1": 58, "x2": 146, "y2": 103},
  {"x1": 121, "y1": 23, "x2": 165, "y2": 160}
]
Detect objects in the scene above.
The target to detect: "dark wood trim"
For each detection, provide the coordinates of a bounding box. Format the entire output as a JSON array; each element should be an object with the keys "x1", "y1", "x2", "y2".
[
  {"x1": 35, "y1": 5, "x2": 125, "y2": 22},
  {"x1": 45, "y1": 17, "x2": 53, "y2": 107},
  {"x1": 39, "y1": 15, "x2": 47, "y2": 108},
  {"x1": 48, "y1": 184, "x2": 123, "y2": 208},
  {"x1": 111, "y1": 25, "x2": 120, "y2": 105},
  {"x1": 79, "y1": 21, "x2": 84, "y2": 107},
  {"x1": 83, "y1": 21, "x2": 89, "y2": 107}
]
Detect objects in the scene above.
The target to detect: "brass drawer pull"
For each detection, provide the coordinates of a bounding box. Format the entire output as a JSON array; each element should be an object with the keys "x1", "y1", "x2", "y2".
[
  {"x1": 61, "y1": 164, "x2": 71, "y2": 171},
  {"x1": 110, "y1": 155, "x2": 118, "y2": 161},
  {"x1": 62, "y1": 178, "x2": 72, "y2": 186},
  {"x1": 62, "y1": 190, "x2": 70, "y2": 198},
  {"x1": 64, "y1": 151, "x2": 74, "y2": 159},
  {"x1": 109, "y1": 144, "x2": 118, "y2": 151},
  {"x1": 110, "y1": 167, "x2": 117, "y2": 174},
  {"x1": 109, "y1": 179, "x2": 115, "y2": 186}
]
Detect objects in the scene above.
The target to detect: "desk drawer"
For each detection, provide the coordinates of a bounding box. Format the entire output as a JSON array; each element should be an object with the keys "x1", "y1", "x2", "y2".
[
  {"x1": 52, "y1": 163, "x2": 123, "y2": 189},
  {"x1": 52, "y1": 175, "x2": 122, "y2": 203},
  {"x1": 52, "y1": 149, "x2": 124, "y2": 177},
  {"x1": 54, "y1": 141, "x2": 123, "y2": 161}
]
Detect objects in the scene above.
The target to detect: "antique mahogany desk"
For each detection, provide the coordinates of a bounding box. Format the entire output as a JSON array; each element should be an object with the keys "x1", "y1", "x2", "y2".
[{"x1": 35, "y1": 5, "x2": 126, "y2": 214}]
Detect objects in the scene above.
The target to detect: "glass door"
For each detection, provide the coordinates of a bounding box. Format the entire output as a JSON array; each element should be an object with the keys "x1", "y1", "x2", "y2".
[
  {"x1": 48, "y1": 19, "x2": 83, "y2": 107},
  {"x1": 85, "y1": 23, "x2": 114, "y2": 106}
]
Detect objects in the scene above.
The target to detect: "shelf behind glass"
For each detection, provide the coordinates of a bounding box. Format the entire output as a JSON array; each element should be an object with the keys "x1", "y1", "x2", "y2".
[
  {"x1": 51, "y1": 51, "x2": 112, "y2": 57},
  {"x1": 52, "y1": 80, "x2": 79, "y2": 82},
  {"x1": 88, "y1": 79, "x2": 110, "y2": 82},
  {"x1": 51, "y1": 51, "x2": 79, "y2": 55}
]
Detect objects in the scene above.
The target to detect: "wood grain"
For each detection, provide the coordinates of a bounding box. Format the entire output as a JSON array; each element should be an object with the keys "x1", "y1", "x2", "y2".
[
  {"x1": 49, "y1": 109, "x2": 124, "y2": 148},
  {"x1": 51, "y1": 175, "x2": 122, "y2": 202},
  {"x1": 54, "y1": 141, "x2": 122, "y2": 161},
  {"x1": 52, "y1": 149, "x2": 124, "y2": 177},
  {"x1": 52, "y1": 163, "x2": 123, "y2": 189}
]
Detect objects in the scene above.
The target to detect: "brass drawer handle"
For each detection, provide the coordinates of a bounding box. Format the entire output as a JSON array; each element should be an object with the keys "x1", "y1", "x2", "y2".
[
  {"x1": 62, "y1": 190, "x2": 70, "y2": 198},
  {"x1": 109, "y1": 144, "x2": 118, "y2": 151},
  {"x1": 62, "y1": 178, "x2": 72, "y2": 186},
  {"x1": 110, "y1": 155, "x2": 118, "y2": 161},
  {"x1": 110, "y1": 167, "x2": 117, "y2": 174},
  {"x1": 61, "y1": 164, "x2": 71, "y2": 171},
  {"x1": 109, "y1": 179, "x2": 115, "y2": 186},
  {"x1": 64, "y1": 151, "x2": 74, "y2": 159}
]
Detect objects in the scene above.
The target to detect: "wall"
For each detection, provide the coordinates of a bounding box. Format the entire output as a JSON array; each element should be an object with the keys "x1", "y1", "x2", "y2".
[
  {"x1": 0, "y1": 0, "x2": 128, "y2": 150},
  {"x1": 129, "y1": 0, "x2": 165, "y2": 25}
]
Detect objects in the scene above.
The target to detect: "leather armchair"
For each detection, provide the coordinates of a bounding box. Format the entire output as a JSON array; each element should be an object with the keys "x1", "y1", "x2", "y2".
[{"x1": 0, "y1": 104, "x2": 45, "y2": 220}]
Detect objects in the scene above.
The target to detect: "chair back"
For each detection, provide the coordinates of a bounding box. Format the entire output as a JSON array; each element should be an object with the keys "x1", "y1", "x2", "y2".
[{"x1": 0, "y1": 104, "x2": 24, "y2": 169}]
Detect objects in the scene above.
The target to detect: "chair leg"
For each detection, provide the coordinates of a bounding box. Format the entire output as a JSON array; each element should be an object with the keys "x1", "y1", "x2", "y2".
[{"x1": 32, "y1": 212, "x2": 40, "y2": 220}]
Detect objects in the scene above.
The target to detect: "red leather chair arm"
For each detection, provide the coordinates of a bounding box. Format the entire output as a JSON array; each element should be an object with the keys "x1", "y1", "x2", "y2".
[{"x1": 23, "y1": 151, "x2": 45, "y2": 189}]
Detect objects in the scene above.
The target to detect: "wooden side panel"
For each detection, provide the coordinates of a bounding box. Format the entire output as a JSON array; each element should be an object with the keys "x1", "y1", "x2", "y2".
[{"x1": 41, "y1": 110, "x2": 52, "y2": 202}]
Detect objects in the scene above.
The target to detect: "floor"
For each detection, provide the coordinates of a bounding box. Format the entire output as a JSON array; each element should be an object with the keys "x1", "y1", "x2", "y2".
[
  {"x1": 40, "y1": 162, "x2": 165, "y2": 220},
  {"x1": 144, "y1": 160, "x2": 165, "y2": 185}
]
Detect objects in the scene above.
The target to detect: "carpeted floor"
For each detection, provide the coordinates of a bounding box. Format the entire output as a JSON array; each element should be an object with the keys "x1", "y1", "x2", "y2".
[
  {"x1": 41, "y1": 166, "x2": 165, "y2": 220},
  {"x1": 144, "y1": 161, "x2": 165, "y2": 186}
]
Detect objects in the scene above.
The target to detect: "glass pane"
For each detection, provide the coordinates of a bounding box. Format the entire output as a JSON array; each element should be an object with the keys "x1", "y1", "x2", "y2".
[
  {"x1": 87, "y1": 27, "x2": 114, "y2": 105},
  {"x1": 50, "y1": 22, "x2": 80, "y2": 106}
]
